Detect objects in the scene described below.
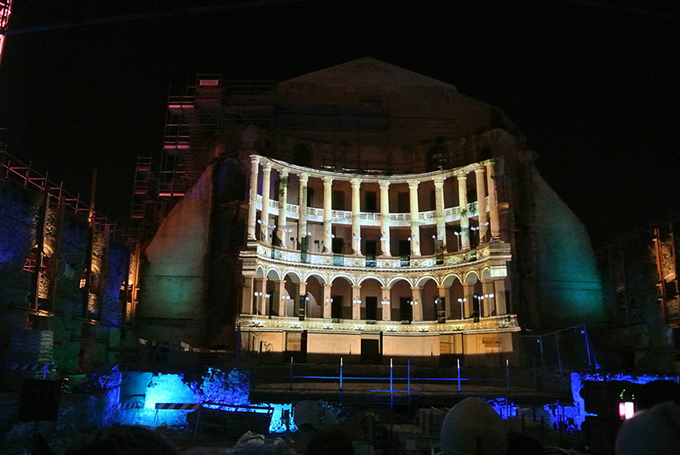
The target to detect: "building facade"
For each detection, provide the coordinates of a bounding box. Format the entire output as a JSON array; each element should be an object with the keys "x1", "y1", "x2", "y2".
[{"x1": 136, "y1": 58, "x2": 605, "y2": 366}]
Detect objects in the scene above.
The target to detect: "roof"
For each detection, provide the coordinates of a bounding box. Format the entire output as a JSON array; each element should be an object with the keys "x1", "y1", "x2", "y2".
[{"x1": 279, "y1": 57, "x2": 457, "y2": 90}]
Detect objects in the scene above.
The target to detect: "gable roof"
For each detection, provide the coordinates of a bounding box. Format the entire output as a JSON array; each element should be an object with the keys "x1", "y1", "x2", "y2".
[{"x1": 279, "y1": 57, "x2": 456, "y2": 90}]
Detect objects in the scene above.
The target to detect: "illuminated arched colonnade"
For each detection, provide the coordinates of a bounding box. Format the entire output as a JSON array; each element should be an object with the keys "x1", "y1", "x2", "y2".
[
  {"x1": 245, "y1": 156, "x2": 501, "y2": 258},
  {"x1": 241, "y1": 256, "x2": 509, "y2": 323}
]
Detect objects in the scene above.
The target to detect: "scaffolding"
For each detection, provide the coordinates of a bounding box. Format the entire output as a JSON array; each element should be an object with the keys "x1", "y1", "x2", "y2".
[{"x1": 129, "y1": 75, "x2": 228, "y2": 243}]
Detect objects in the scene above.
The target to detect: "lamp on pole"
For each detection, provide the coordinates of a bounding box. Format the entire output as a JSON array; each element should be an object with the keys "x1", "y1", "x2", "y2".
[{"x1": 457, "y1": 297, "x2": 466, "y2": 319}]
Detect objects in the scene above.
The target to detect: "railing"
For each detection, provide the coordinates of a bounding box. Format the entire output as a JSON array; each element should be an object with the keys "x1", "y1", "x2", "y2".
[
  {"x1": 238, "y1": 314, "x2": 519, "y2": 333},
  {"x1": 259, "y1": 243, "x2": 491, "y2": 269},
  {"x1": 251, "y1": 357, "x2": 540, "y2": 407},
  {"x1": 250, "y1": 196, "x2": 484, "y2": 228}
]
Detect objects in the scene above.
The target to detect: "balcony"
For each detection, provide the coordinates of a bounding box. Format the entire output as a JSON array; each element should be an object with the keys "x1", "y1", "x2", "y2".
[
  {"x1": 237, "y1": 314, "x2": 519, "y2": 334},
  {"x1": 255, "y1": 242, "x2": 499, "y2": 270},
  {"x1": 254, "y1": 195, "x2": 486, "y2": 227}
]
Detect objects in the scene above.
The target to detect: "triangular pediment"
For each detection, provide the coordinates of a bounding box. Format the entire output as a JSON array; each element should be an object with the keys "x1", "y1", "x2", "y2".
[{"x1": 280, "y1": 57, "x2": 456, "y2": 90}]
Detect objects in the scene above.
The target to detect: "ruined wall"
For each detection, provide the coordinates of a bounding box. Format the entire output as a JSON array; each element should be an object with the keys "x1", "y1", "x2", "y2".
[
  {"x1": 0, "y1": 178, "x2": 39, "y2": 308},
  {"x1": 531, "y1": 168, "x2": 605, "y2": 328},
  {"x1": 0, "y1": 176, "x2": 131, "y2": 375},
  {"x1": 138, "y1": 166, "x2": 213, "y2": 346}
]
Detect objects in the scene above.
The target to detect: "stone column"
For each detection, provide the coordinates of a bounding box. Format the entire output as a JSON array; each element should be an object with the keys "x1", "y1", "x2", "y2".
[
  {"x1": 298, "y1": 173, "x2": 309, "y2": 246},
  {"x1": 379, "y1": 181, "x2": 391, "y2": 256},
  {"x1": 486, "y1": 161, "x2": 500, "y2": 240},
  {"x1": 381, "y1": 286, "x2": 391, "y2": 321},
  {"x1": 411, "y1": 286, "x2": 423, "y2": 321},
  {"x1": 474, "y1": 166, "x2": 488, "y2": 243},
  {"x1": 260, "y1": 162, "x2": 272, "y2": 243},
  {"x1": 438, "y1": 284, "x2": 450, "y2": 319},
  {"x1": 323, "y1": 176, "x2": 333, "y2": 253},
  {"x1": 274, "y1": 279, "x2": 286, "y2": 316},
  {"x1": 278, "y1": 169, "x2": 289, "y2": 248},
  {"x1": 323, "y1": 283, "x2": 333, "y2": 319},
  {"x1": 247, "y1": 155, "x2": 260, "y2": 240},
  {"x1": 350, "y1": 178, "x2": 362, "y2": 255},
  {"x1": 255, "y1": 277, "x2": 268, "y2": 315},
  {"x1": 408, "y1": 180, "x2": 421, "y2": 257},
  {"x1": 434, "y1": 176, "x2": 446, "y2": 249},
  {"x1": 298, "y1": 281, "x2": 308, "y2": 318},
  {"x1": 242, "y1": 276, "x2": 255, "y2": 314},
  {"x1": 457, "y1": 172, "x2": 470, "y2": 250},
  {"x1": 352, "y1": 285, "x2": 362, "y2": 320},
  {"x1": 481, "y1": 280, "x2": 495, "y2": 317},
  {"x1": 463, "y1": 283, "x2": 474, "y2": 318},
  {"x1": 494, "y1": 278, "x2": 507, "y2": 315}
]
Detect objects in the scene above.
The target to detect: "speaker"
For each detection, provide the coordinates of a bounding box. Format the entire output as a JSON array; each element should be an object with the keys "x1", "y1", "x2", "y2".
[{"x1": 18, "y1": 380, "x2": 61, "y2": 422}]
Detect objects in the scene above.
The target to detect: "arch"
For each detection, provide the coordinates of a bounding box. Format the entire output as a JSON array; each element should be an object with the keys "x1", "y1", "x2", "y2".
[
  {"x1": 282, "y1": 270, "x2": 302, "y2": 284},
  {"x1": 358, "y1": 275, "x2": 385, "y2": 287},
  {"x1": 330, "y1": 275, "x2": 353, "y2": 319},
  {"x1": 387, "y1": 276, "x2": 413, "y2": 288},
  {"x1": 266, "y1": 268, "x2": 282, "y2": 281},
  {"x1": 330, "y1": 273, "x2": 356, "y2": 287},
  {"x1": 442, "y1": 273, "x2": 463, "y2": 286},
  {"x1": 358, "y1": 277, "x2": 383, "y2": 320},
  {"x1": 420, "y1": 279, "x2": 440, "y2": 321},
  {"x1": 415, "y1": 275, "x2": 438, "y2": 288},
  {"x1": 255, "y1": 265, "x2": 266, "y2": 278},
  {"x1": 463, "y1": 270, "x2": 480, "y2": 284},
  {"x1": 303, "y1": 271, "x2": 327, "y2": 285},
  {"x1": 480, "y1": 268, "x2": 493, "y2": 281}
]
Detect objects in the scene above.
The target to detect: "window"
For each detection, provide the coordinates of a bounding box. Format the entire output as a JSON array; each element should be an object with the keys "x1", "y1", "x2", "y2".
[{"x1": 428, "y1": 145, "x2": 447, "y2": 171}]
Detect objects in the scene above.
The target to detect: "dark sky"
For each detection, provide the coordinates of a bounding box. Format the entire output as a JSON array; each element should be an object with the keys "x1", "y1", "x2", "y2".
[{"x1": 0, "y1": 1, "x2": 677, "y2": 247}]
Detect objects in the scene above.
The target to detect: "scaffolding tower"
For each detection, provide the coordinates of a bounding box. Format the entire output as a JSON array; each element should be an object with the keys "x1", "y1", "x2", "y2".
[{"x1": 129, "y1": 75, "x2": 226, "y2": 243}]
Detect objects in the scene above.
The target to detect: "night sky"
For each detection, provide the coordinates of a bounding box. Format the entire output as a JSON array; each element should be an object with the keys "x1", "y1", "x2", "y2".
[{"x1": 0, "y1": 1, "x2": 677, "y2": 247}]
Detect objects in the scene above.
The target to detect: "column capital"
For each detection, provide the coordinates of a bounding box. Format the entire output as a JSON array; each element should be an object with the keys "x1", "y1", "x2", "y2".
[
  {"x1": 250, "y1": 154, "x2": 261, "y2": 164},
  {"x1": 299, "y1": 172, "x2": 309, "y2": 183},
  {"x1": 407, "y1": 179, "x2": 419, "y2": 189},
  {"x1": 322, "y1": 176, "x2": 333, "y2": 186},
  {"x1": 456, "y1": 171, "x2": 467, "y2": 181},
  {"x1": 433, "y1": 176, "x2": 445, "y2": 187},
  {"x1": 378, "y1": 180, "x2": 390, "y2": 189},
  {"x1": 279, "y1": 168, "x2": 289, "y2": 178},
  {"x1": 352, "y1": 284, "x2": 362, "y2": 291},
  {"x1": 350, "y1": 178, "x2": 362, "y2": 188},
  {"x1": 323, "y1": 283, "x2": 333, "y2": 289},
  {"x1": 263, "y1": 161, "x2": 272, "y2": 171},
  {"x1": 474, "y1": 165, "x2": 485, "y2": 173}
]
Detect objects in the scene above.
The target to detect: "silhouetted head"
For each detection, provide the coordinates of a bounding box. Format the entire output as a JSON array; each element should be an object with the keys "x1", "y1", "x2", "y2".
[
  {"x1": 638, "y1": 380, "x2": 680, "y2": 410},
  {"x1": 440, "y1": 397, "x2": 507, "y2": 455},
  {"x1": 616, "y1": 401, "x2": 680, "y2": 455},
  {"x1": 63, "y1": 425, "x2": 178, "y2": 455},
  {"x1": 306, "y1": 426, "x2": 354, "y2": 455},
  {"x1": 506, "y1": 432, "x2": 543, "y2": 455}
]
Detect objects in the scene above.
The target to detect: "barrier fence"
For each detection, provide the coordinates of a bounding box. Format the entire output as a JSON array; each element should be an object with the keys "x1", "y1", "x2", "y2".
[{"x1": 265, "y1": 357, "x2": 537, "y2": 407}]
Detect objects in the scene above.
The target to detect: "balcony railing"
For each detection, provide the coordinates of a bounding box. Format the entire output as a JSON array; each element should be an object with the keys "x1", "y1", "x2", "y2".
[
  {"x1": 237, "y1": 314, "x2": 519, "y2": 333},
  {"x1": 257, "y1": 243, "x2": 493, "y2": 269},
  {"x1": 253, "y1": 196, "x2": 484, "y2": 227}
]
